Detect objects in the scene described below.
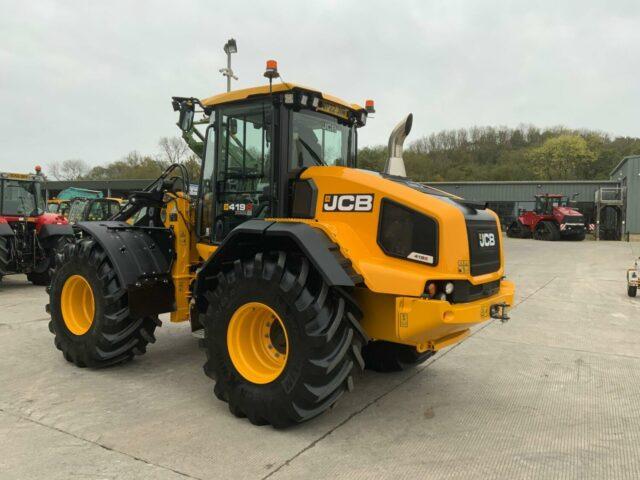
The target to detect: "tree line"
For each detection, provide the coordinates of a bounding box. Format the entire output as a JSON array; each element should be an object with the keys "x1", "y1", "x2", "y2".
[
  {"x1": 47, "y1": 137, "x2": 200, "y2": 183},
  {"x1": 360, "y1": 125, "x2": 640, "y2": 181},
  {"x1": 48, "y1": 125, "x2": 640, "y2": 183}
]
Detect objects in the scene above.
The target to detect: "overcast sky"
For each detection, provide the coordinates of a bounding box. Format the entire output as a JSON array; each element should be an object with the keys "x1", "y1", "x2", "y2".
[{"x1": 1, "y1": 0, "x2": 639, "y2": 173}]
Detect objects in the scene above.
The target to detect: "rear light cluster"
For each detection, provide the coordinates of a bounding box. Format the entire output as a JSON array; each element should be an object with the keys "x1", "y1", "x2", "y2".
[{"x1": 424, "y1": 281, "x2": 455, "y2": 301}]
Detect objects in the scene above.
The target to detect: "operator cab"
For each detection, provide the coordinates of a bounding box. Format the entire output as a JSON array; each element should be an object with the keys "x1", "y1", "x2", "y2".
[
  {"x1": 0, "y1": 173, "x2": 46, "y2": 217},
  {"x1": 534, "y1": 194, "x2": 568, "y2": 215},
  {"x1": 173, "y1": 73, "x2": 369, "y2": 245}
]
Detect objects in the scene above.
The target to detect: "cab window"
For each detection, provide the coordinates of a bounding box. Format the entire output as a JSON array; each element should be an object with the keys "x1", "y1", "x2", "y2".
[
  {"x1": 198, "y1": 119, "x2": 216, "y2": 240},
  {"x1": 68, "y1": 200, "x2": 88, "y2": 223},
  {"x1": 290, "y1": 110, "x2": 355, "y2": 169}
]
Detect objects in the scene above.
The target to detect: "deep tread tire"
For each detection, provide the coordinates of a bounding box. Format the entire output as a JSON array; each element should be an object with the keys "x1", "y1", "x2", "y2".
[
  {"x1": 362, "y1": 340, "x2": 435, "y2": 372},
  {"x1": 629, "y1": 285, "x2": 637, "y2": 298},
  {"x1": 28, "y1": 236, "x2": 74, "y2": 286},
  {"x1": 0, "y1": 236, "x2": 9, "y2": 278},
  {"x1": 47, "y1": 236, "x2": 160, "y2": 368},
  {"x1": 535, "y1": 221, "x2": 560, "y2": 241},
  {"x1": 506, "y1": 221, "x2": 520, "y2": 238},
  {"x1": 27, "y1": 270, "x2": 51, "y2": 286},
  {"x1": 201, "y1": 251, "x2": 365, "y2": 428},
  {"x1": 571, "y1": 231, "x2": 586, "y2": 241}
]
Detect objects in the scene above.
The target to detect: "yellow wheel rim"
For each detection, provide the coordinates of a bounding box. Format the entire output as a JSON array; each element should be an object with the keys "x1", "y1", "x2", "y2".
[
  {"x1": 61, "y1": 275, "x2": 95, "y2": 336},
  {"x1": 227, "y1": 302, "x2": 289, "y2": 384}
]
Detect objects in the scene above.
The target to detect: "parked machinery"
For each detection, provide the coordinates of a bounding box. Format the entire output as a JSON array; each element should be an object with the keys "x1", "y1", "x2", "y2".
[
  {"x1": 47, "y1": 63, "x2": 515, "y2": 427},
  {"x1": 507, "y1": 194, "x2": 586, "y2": 241},
  {"x1": 66, "y1": 197, "x2": 124, "y2": 223},
  {"x1": 47, "y1": 187, "x2": 104, "y2": 217},
  {"x1": 628, "y1": 259, "x2": 639, "y2": 297},
  {"x1": 0, "y1": 170, "x2": 74, "y2": 284}
]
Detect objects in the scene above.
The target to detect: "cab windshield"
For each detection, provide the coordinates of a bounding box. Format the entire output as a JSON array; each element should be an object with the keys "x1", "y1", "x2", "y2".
[
  {"x1": 290, "y1": 110, "x2": 356, "y2": 169},
  {"x1": 0, "y1": 179, "x2": 45, "y2": 216}
]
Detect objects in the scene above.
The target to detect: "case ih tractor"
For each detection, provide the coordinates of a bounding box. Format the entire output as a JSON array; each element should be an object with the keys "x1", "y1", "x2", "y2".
[
  {"x1": 46, "y1": 62, "x2": 514, "y2": 428},
  {"x1": 0, "y1": 170, "x2": 74, "y2": 285},
  {"x1": 506, "y1": 193, "x2": 586, "y2": 241}
]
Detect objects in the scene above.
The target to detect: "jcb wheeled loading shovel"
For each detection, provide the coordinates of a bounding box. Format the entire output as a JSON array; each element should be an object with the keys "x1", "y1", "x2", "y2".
[{"x1": 47, "y1": 71, "x2": 514, "y2": 427}]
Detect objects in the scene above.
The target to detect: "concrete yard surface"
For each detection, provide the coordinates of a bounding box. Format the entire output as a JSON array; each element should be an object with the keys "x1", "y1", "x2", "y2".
[{"x1": 1, "y1": 238, "x2": 640, "y2": 479}]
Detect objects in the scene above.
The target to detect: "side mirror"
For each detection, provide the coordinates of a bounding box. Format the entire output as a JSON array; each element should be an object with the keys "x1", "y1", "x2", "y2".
[
  {"x1": 178, "y1": 103, "x2": 195, "y2": 132},
  {"x1": 229, "y1": 118, "x2": 238, "y2": 136}
]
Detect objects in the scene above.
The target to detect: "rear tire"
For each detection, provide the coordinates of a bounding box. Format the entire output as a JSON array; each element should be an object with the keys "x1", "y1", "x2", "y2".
[
  {"x1": 200, "y1": 251, "x2": 366, "y2": 428},
  {"x1": 27, "y1": 270, "x2": 51, "y2": 286},
  {"x1": 629, "y1": 285, "x2": 637, "y2": 298},
  {"x1": 47, "y1": 237, "x2": 160, "y2": 368},
  {"x1": 362, "y1": 341, "x2": 435, "y2": 372},
  {"x1": 28, "y1": 236, "x2": 74, "y2": 286},
  {"x1": 0, "y1": 236, "x2": 9, "y2": 278}
]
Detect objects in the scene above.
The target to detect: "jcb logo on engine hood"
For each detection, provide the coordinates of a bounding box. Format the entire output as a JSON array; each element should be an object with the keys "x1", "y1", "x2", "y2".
[
  {"x1": 323, "y1": 194, "x2": 374, "y2": 212},
  {"x1": 478, "y1": 232, "x2": 496, "y2": 247}
]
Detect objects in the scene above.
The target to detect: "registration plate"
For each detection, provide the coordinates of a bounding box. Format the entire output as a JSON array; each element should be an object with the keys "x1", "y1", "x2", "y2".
[{"x1": 318, "y1": 100, "x2": 349, "y2": 120}]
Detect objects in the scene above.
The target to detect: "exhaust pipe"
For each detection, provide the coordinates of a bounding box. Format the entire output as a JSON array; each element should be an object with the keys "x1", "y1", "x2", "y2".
[{"x1": 384, "y1": 113, "x2": 413, "y2": 177}]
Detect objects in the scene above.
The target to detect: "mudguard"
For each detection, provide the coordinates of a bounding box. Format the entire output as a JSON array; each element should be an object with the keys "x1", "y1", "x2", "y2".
[
  {"x1": 193, "y1": 219, "x2": 361, "y2": 307},
  {"x1": 0, "y1": 223, "x2": 14, "y2": 237},
  {"x1": 39, "y1": 224, "x2": 74, "y2": 238},
  {"x1": 75, "y1": 221, "x2": 176, "y2": 317}
]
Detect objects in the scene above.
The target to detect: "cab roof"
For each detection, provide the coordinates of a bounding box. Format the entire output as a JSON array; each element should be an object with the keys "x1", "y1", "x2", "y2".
[
  {"x1": 0, "y1": 172, "x2": 41, "y2": 181},
  {"x1": 200, "y1": 83, "x2": 364, "y2": 112}
]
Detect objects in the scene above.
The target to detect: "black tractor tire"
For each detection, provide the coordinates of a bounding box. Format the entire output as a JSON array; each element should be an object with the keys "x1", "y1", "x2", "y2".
[
  {"x1": 507, "y1": 221, "x2": 531, "y2": 239},
  {"x1": 47, "y1": 236, "x2": 160, "y2": 368},
  {"x1": 629, "y1": 285, "x2": 638, "y2": 298},
  {"x1": 535, "y1": 221, "x2": 560, "y2": 241},
  {"x1": 28, "y1": 236, "x2": 74, "y2": 286},
  {"x1": 27, "y1": 270, "x2": 51, "y2": 286},
  {"x1": 571, "y1": 231, "x2": 586, "y2": 241},
  {"x1": 0, "y1": 236, "x2": 9, "y2": 278},
  {"x1": 506, "y1": 222, "x2": 520, "y2": 238},
  {"x1": 362, "y1": 340, "x2": 435, "y2": 372},
  {"x1": 200, "y1": 251, "x2": 366, "y2": 428}
]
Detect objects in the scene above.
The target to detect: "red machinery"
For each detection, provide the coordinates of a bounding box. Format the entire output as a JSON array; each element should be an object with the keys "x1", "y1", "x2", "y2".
[
  {"x1": 506, "y1": 193, "x2": 586, "y2": 241},
  {"x1": 0, "y1": 169, "x2": 74, "y2": 284}
]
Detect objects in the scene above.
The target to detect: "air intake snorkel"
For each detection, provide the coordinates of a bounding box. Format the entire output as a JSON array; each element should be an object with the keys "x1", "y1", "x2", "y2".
[{"x1": 384, "y1": 113, "x2": 413, "y2": 177}]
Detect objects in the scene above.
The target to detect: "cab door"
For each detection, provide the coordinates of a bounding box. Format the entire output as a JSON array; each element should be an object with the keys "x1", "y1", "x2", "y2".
[{"x1": 212, "y1": 100, "x2": 273, "y2": 243}]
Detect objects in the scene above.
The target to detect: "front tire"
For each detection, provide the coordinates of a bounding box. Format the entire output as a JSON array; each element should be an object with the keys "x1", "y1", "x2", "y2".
[
  {"x1": 201, "y1": 251, "x2": 365, "y2": 428},
  {"x1": 47, "y1": 237, "x2": 160, "y2": 368},
  {"x1": 629, "y1": 285, "x2": 637, "y2": 298}
]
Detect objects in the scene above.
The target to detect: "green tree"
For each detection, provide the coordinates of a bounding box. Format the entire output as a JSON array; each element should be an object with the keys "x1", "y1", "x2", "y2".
[{"x1": 529, "y1": 135, "x2": 595, "y2": 180}]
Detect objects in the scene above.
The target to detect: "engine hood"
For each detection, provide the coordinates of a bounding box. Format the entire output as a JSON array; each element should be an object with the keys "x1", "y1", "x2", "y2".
[{"x1": 555, "y1": 206, "x2": 582, "y2": 217}]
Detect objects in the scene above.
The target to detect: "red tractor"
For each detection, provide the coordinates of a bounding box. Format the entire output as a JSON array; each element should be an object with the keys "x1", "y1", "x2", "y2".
[
  {"x1": 0, "y1": 169, "x2": 74, "y2": 285},
  {"x1": 506, "y1": 193, "x2": 586, "y2": 241}
]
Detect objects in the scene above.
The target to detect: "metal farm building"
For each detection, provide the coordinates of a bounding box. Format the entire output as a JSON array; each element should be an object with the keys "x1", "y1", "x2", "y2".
[{"x1": 45, "y1": 156, "x2": 640, "y2": 241}]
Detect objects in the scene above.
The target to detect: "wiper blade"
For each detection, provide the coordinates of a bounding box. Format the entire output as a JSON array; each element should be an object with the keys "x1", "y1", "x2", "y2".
[{"x1": 297, "y1": 137, "x2": 326, "y2": 166}]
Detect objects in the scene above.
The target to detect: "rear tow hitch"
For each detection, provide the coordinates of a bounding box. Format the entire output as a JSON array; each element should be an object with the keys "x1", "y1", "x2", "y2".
[{"x1": 490, "y1": 302, "x2": 511, "y2": 323}]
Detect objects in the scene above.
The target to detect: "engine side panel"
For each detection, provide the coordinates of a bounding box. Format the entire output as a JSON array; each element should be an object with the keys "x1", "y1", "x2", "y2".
[{"x1": 297, "y1": 166, "x2": 505, "y2": 297}]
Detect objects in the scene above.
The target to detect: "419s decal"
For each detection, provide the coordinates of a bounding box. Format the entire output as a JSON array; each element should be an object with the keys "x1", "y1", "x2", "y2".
[{"x1": 322, "y1": 194, "x2": 374, "y2": 212}]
